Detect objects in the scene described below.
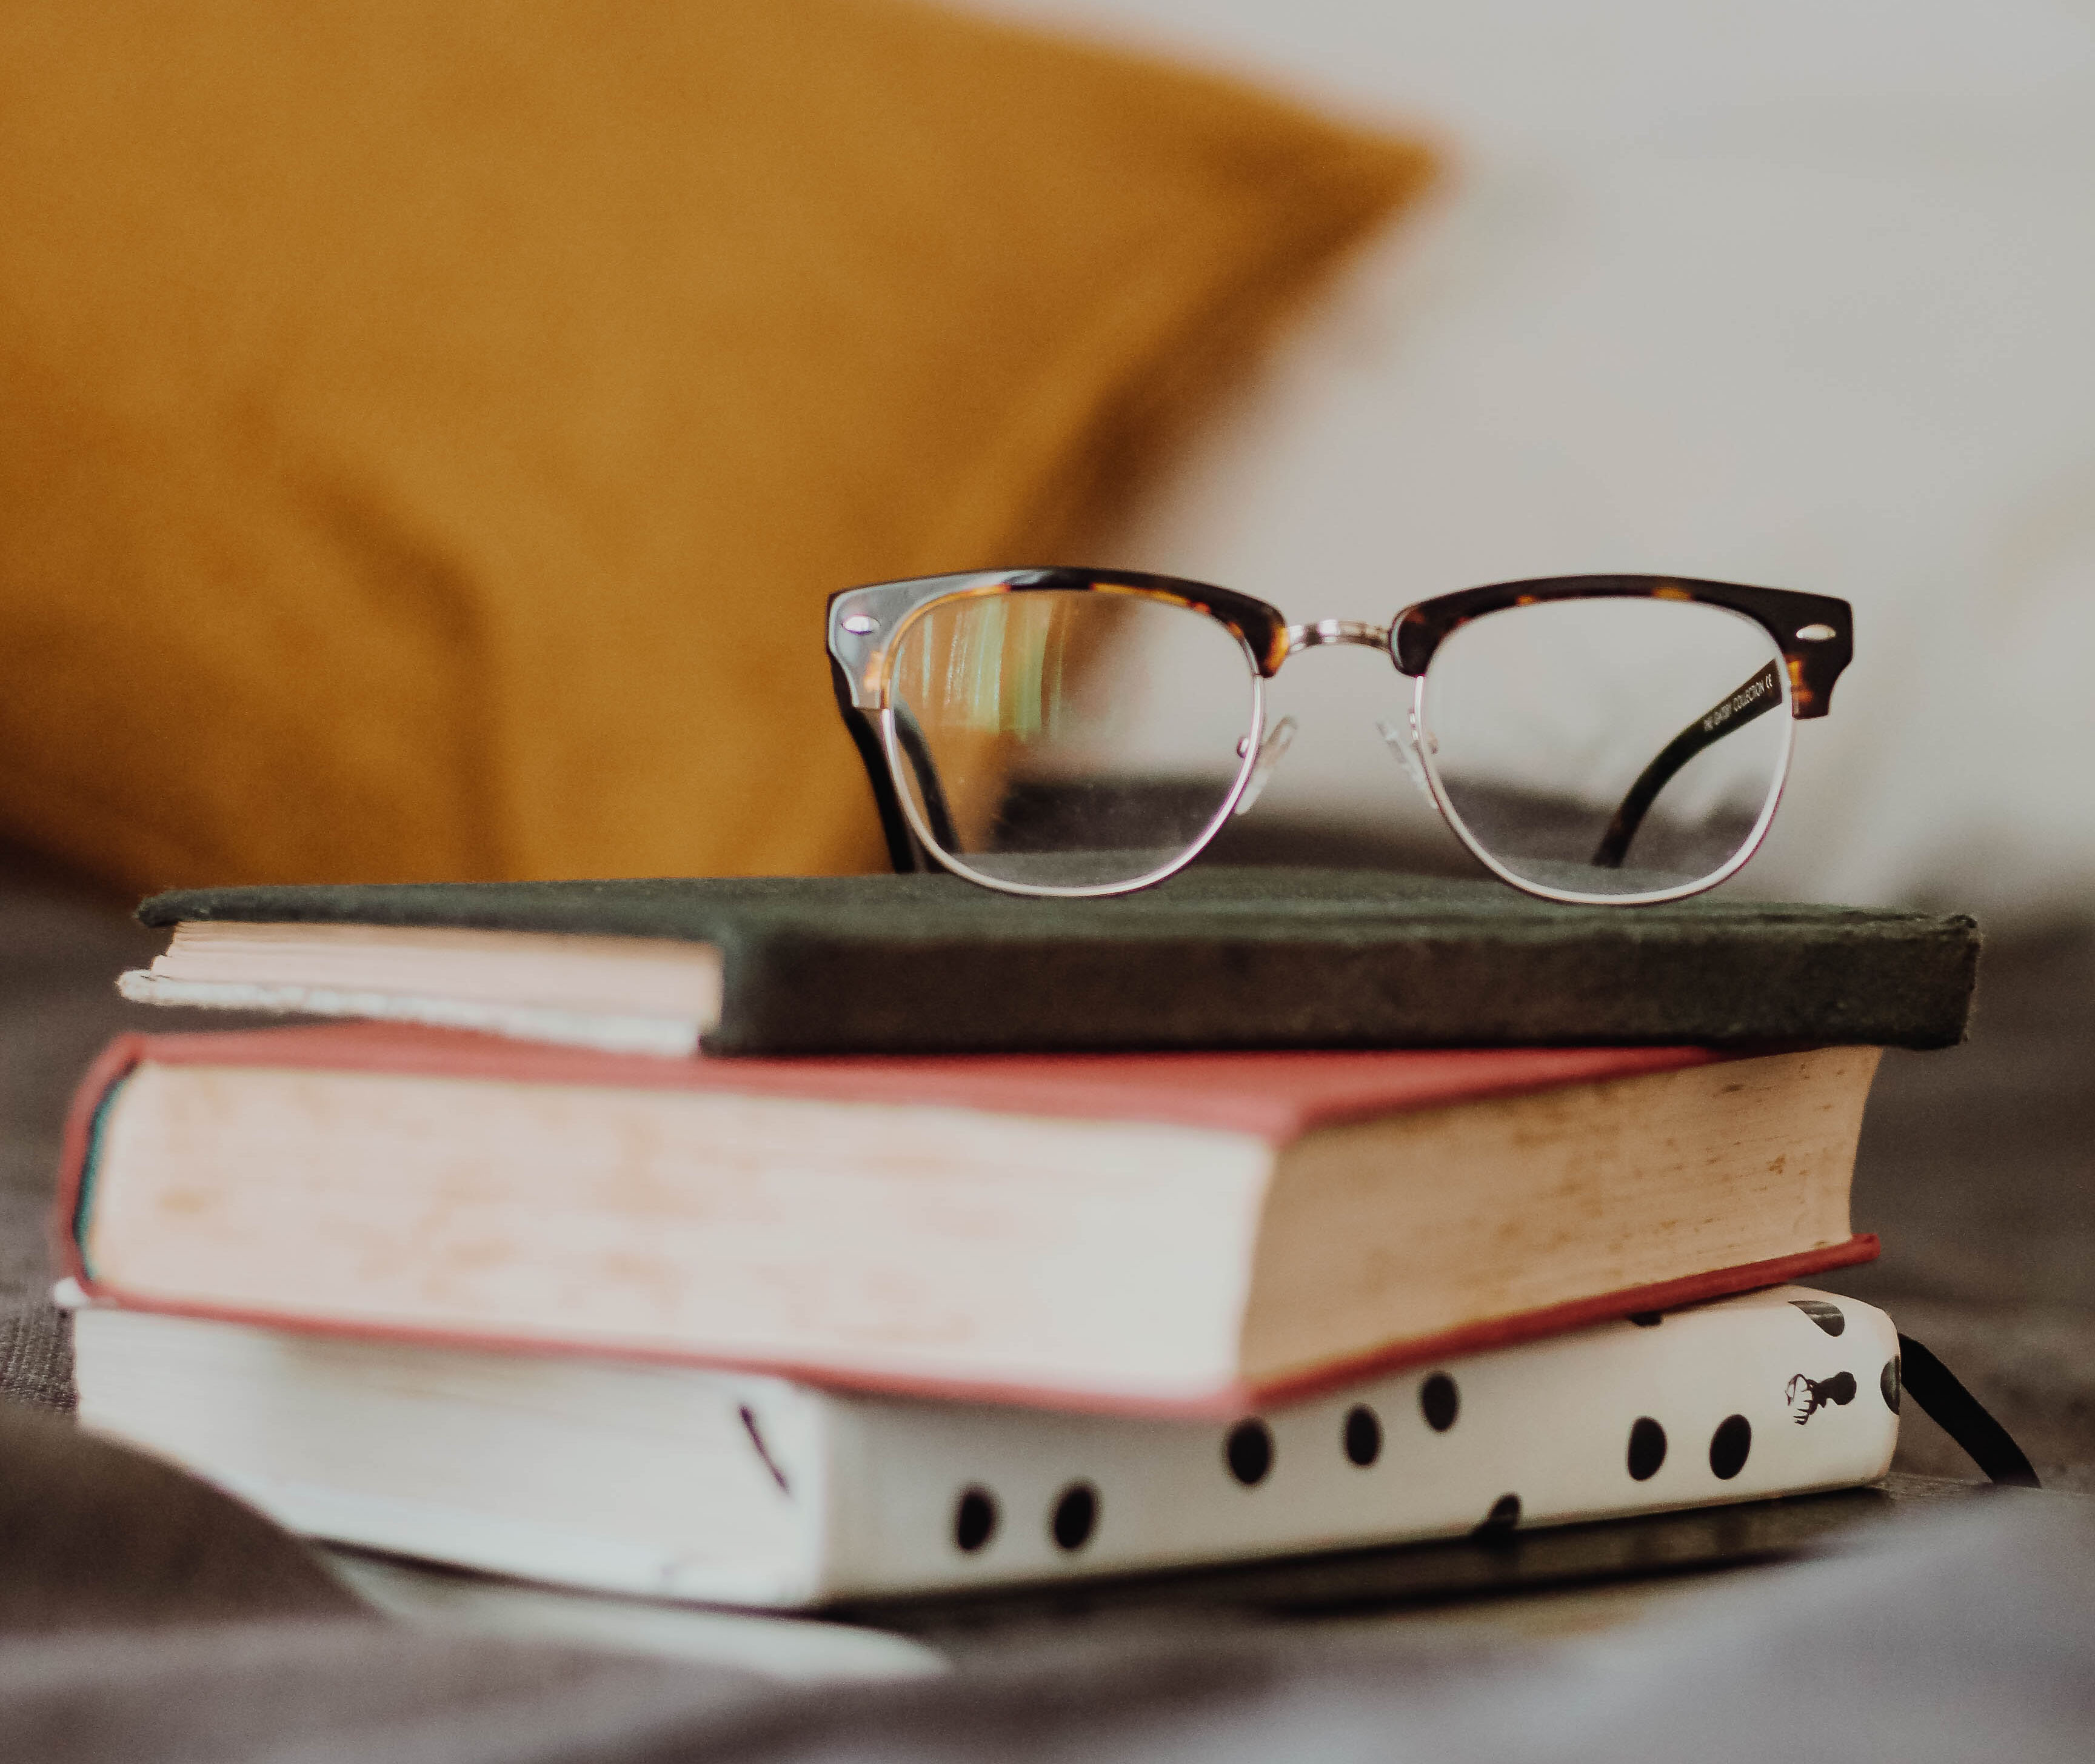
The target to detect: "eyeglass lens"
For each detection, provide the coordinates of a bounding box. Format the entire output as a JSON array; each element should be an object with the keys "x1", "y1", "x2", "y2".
[
  {"x1": 1417, "y1": 597, "x2": 1791, "y2": 898},
  {"x1": 885, "y1": 589, "x2": 1258, "y2": 890}
]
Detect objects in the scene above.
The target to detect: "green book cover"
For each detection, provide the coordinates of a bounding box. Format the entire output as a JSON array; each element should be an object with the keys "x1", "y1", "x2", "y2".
[{"x1": 136, "y1": 867, "x2": 1979, "y2": 1055}]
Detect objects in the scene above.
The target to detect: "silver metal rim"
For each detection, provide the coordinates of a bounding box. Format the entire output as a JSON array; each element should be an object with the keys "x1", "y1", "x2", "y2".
[
  {"x1": 865, "y1": 586, "x2": 1799, "y2": 906},
  {"x1": 1410, "y1": 623, "x2": 1797, "y2": 907},
  {"x1": 875, "y1": 624, "x2": 1268, "y2": 900}
]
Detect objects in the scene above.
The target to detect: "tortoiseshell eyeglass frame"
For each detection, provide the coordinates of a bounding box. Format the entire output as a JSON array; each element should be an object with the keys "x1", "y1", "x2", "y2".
[{"x1": 826, "y1": 568, "x2": 1853, "y2": 906}]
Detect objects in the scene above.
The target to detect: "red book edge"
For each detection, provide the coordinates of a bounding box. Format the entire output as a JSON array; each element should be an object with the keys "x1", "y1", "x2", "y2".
[
  {"x1": 58, "y1": 1020, "x2": 1723, "y2": 1136},
  {"x1": 53, "y1": 1029, "x2": 1878, "y2": 1420}
]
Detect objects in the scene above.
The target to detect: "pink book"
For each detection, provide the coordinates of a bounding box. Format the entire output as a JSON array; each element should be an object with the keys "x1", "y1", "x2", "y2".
[{"x1": 59, "y1": 1023, "x2": 1879, "y2": 1414}]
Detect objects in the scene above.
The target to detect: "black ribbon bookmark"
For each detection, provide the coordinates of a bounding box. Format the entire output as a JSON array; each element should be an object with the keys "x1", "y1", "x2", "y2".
[{"x1": 1897, "y1": 1334, "x2": 2042, "y2": 1488}]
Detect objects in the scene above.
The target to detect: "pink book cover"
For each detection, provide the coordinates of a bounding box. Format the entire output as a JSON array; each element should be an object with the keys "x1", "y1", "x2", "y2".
[{"x1": 53, "y1": 1023, "x2": 1877, "y2": 1413}]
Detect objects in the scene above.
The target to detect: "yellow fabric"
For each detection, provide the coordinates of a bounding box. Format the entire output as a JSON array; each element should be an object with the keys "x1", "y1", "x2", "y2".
[{"x1": 0, "y1": 1, "x2": 1432, "y2": 890}]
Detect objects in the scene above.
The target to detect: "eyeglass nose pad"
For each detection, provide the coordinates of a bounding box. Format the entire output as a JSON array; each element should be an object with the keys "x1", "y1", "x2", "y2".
[
  {"x1": 1232, "y1": 716, "x2": 1297, "y2": 816},
  {"x1": 1376, "y1": 714, "x2": 1436, "y2": 805}
]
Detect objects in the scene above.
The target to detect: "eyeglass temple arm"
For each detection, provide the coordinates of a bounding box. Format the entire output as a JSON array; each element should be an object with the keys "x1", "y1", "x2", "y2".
[
  {"x1": 1591, "y1": 661, "x2": 1783, "y2": 869},
  {"x1": 829, "y1": 657, "x2": 920, "y2": 873},
  {"x1": 827, "y1": 659, "x2": 964, "y2": 875},
  {"x1": 887, "y1": 704, "x2": 962, "y2": 857}
]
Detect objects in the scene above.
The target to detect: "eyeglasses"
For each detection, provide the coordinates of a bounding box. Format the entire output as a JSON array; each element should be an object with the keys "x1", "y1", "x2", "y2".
[{"x1": 826, "y1": 569, "x2": 1852, "y2": 906}]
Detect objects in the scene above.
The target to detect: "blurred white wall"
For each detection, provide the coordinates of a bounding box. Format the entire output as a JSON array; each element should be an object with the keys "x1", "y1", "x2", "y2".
[{"x1": 971, "y1": 0, "x2": 2095, "y2": 919}]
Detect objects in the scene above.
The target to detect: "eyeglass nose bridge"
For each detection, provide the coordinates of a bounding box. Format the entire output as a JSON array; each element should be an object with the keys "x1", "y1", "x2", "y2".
[{"x1": 1281, "y1": 619, "x2": 1394, "y2": 664}]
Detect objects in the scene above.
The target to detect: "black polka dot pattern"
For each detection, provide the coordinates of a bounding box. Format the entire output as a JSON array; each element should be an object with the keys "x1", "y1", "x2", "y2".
[
  {"x1": 924, "y1": 1300, "x2": 1868, "y2": 1570},
  {"x1": 1473, "y1": 1493, "x2": 1521, "y2": 1537},
  {"x1": 1051, "y1": 1482, "x2": 1097, "y2": 1551},
  {"x1": 1881, "y1": 1355, "x2": 1902, "y2": 1414},
  {"x1": 1709, "y1": 1414, "x2": 1752, "y2": 1479},
  {"x1": 954, "y1": 1486, "x2": 997, "y2": 1553},
  {"x1": 1626, "y1": 1417, "x2": 1667, "y2": 1480},
  {"x1": 1343, "y1": 1405, "x2": 1382, "y2": 1467},
  {"x1": 1420, "y1": 1372, "x2": 1459, "y2": 1432},
  {"x1": 1627, "y1": 1311, "x2": 1663, "y2": 1328},
  {"x1": 1790, "y1": 1298, "x2": 1846, "y2": 1337},
  {"x1": 1225, "y1": 1420, "x2": 1273, "y2": 1486}
]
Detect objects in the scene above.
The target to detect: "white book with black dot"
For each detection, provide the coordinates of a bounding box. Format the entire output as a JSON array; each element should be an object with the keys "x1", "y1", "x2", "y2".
[{"x1": 69, "y1": 1284, "x2": 1900, "y2": 1609}]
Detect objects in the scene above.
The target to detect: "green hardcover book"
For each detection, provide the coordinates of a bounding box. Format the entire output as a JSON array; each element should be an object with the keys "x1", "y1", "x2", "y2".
[{"x1": 121, "y1": 868, "x2": 1979, "y2": 1057}]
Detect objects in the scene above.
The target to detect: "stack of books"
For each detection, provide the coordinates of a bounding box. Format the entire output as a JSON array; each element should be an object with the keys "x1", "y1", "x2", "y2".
[{"x1": 63, "y1": 870, "x2": 1976, "y2": 1609}]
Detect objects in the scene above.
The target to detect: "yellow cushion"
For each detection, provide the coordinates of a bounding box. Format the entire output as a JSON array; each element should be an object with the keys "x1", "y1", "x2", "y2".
[{"x1": 0, "y1": 1, "x2": 1431, "y2": 890}]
